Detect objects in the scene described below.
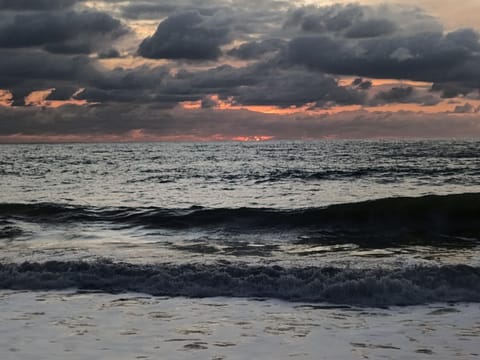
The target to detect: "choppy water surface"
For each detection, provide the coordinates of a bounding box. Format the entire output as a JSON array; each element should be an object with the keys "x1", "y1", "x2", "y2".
[
  {"x1": 1, "y1": 140, "x2": 480, "y2": 306},
  {"x1": 2, "y1": 140, "x2": 480, "y2": 208}
]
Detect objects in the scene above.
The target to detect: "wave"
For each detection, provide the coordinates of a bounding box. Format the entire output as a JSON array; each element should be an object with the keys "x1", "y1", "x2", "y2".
[
  {"x1": 1, "y1": 261, "x2": 479, "y2": 306},
  {"x1": 1, "y1": 193, "x2": 479, "y2": 235},
  {"x1": 0, "y1": 225, "x2": 23, "y2": 239}
]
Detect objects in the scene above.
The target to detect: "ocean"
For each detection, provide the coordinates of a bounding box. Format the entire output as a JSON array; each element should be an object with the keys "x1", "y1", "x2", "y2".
[{"x1": 1, "y1": 140, "x2": 480, "y2": 359}]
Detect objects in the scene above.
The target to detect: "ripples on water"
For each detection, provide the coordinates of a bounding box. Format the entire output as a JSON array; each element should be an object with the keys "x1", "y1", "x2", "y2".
[
  {"x1": 1, "y1": 140, "x2": 480, "y2": 208},
  {"x1": 1, "y1": 140, "x2": 480, "y2": 305}
]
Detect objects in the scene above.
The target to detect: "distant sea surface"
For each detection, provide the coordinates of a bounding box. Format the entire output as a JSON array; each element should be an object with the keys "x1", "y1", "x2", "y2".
[{"x1": 1, "y1": 140, "x2": 480, "y2": 306}]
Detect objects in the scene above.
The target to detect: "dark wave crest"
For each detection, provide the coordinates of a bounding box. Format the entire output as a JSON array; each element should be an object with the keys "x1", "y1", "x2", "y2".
[
  {"x1": 1, "y1": 261, "x2": 479, "y2": 306},
  {"x1": 1, "y1": 193, "x2": 479, "y2": 235}
]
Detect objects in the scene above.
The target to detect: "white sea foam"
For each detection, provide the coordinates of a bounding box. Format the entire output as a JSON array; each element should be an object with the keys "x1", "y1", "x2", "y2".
[{"x1": 1, "y1": 261, "x2": 480, "y2": 306}]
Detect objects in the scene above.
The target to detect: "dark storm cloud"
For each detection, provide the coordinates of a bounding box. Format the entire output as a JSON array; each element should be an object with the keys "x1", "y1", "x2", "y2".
[
  {"x1": 121, "y1": 3, "x2": 179, "y2": 19},
  {"x1": 227, "y1": 39, "x2": 287, "y2": 60},
  {"x1": 0, "y1": 49, "x2": 93, "y2": 90},
  {"x1": 2, "y1": 0, "x2": 480, "y2": 140},
  {"x1": 87, "y1": 62, "x2": 363, "y2": 108},
  {"x1": 0, "y1": 48, "x2": 171, "y2": 106},
  {"x1": 75, "y1": 65, "x2": 175, "y2": 104},
  {"x1": 0, "y1": 104, "x2": 144, "y2": 136},
  {"x1": 0, "y1": 49, "x2": 101, "y2": 105},
  {"x1": 230, "y1": 68, "x2": 365, "y2": 107},
  {"x1": 98, "y1": 48, "x2": 121, "y2": 59},
  {"x1": 46, "y1": 86, "x2": 81, "y2": 101},
  {"x1": 344, "y1": 19, "x2": 396, "y2": 39},
  {"x1": 280, "y1": 4, "x2": 480, "y2": 93},
  {"x1": 368, "y1": 86, "x2": 439, "y2": 106},
  {"x1": 174, "y1": 64, "x2": 266, "y2": 96},
  {"x1": 285, "y1": 28, "x2": 480, "y2": 87},
  {"x1": 121, "y1": 0, "x2": 289, "y2": 32},
  {"x1": 0, "y1": 11, "x2": 128, "y2": 54},
  {"x1": 0, "y1": 51, "x2": 95, "y2": 83},
  {"x1": 120, "y1": 0, "x2": 227, "y2": 20},
  {"x1": 352, "y1": 78, "x2": 363, "y2": 86},
  {"x1": 286, "y1": 4, "x2": 363, "y2": 33},
  {"x1": 453, "y1": 103, "x2": 476, "y2": 114},
  {"x1": 352, "y1": 78, "x2": 372, "y2": 90},
  {"x1": 284, "y1": 4, "x2": 442, "y2": 36},
  {"x1": 138, "y1": 10, "x2": 231, "y2": 60},
  {"x1": 0, "y1": 42, "x2": 366, "y2": 108},
  {"x1": 201, "y1": 96, "x2": 218, "y2": 109},
  {"x1": 155, "y1": 62, "x2": 367, "y2": 108},
  {"x1": 0, "y1": 46, "x2": 199, "y2": 107},
  {"x1": 133, "y1": 0, "x2": 291, "y2": 60},
  {"x1": 0, "y1": 0, "x2": 81, "y2": 10},
  {"x1": 374, "y1": 87, "x2": 414, "y2": 103},
  {"x1": 431, "y1": 83, "x2": 474, "y2": 98}
]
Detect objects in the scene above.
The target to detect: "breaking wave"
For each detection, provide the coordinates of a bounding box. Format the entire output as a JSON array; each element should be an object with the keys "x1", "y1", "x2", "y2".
[{"x1": 0, "y1": 261, "x2": 479, "y2": 307}]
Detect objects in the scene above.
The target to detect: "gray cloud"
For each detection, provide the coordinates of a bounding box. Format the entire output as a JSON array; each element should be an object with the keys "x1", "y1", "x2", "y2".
[
  {"x1": 453, "y1": 103, "x2": 476, "y2": 114},
  {"x1": 0, "y1": 11, "x2": 128, "y2": 54},
  {"x1": 280, "y1": 5, "x2": 480, "y2": 92},
  {"x1": 0, "y1": 48, "x2": 174, "y2": 107},
  {"x1": 431, "y1": 83, "x2": 475, "y2": 98},
  {"x1": 230, "y1": 67, "x2": 365, "y2": 107},
  {"x1": 368, "y1": 86, "x2": 440, "y2": 106},
  {"x1": 344, "y1": 19, "x2": 396, "y2": 39},
  {"x1": 98, "y1": 48, "x2": 121, "y2": 59},
  {"x1": 138, "y1": 10, "x2": 231, "y2": 60},
  {"x1": 121, "y1": 3, "x2": 178, "y2": 20},
  {"x1": 352, "y1": 78, "x2": 372, "y2": 90},
  {"x1": 154, "y1": 62, "x2": 367, "y2": 108},
  {"x1": 1, "y1": 1, "x2": 480, "y2": 141},
  {"x1": 0, "y1": 0, "x2": 81, "y2": 10},
  {"x1": 120, "y1": 0, "x2": 230, "y2": 20},
  {"x1": 121, "y1": 0, "x2": 289, "y2": 34},
  {"x1": 284, "y1": 4, "x2": 442, "y2": 36},
  {"x1": 130, "y1": 0, "x2": 291, "y2": 58},
  {"x1": 291, "y1": 5, "x2": 363, "y2": 33},
  {"x1": 46, "y1": 86, "x2": 81, "y2": 101},
  {"x1": 0, "y1": 49, "x2": 101, "y2": 105},
  {"x1": 0, "y1": 50, "x2": 96, "y2": 87},
  {"x1": 285, "y1": 28, "x2": 480, "y2": 87},
  {"x1": 227, "y1": 39, "x2": 287, "y2": 60},
  {"x1": 374, "y1": 87, "x2": 414, "y2": 103},
  {"x1": 0, "y1": 44, "x2": 366, "y2": 109},
  {"x1": 201, "y1": 96, "x2": 218, "y2": 109}
]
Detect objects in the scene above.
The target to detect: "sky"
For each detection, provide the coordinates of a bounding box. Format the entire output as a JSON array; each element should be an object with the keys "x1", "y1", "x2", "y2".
[{"x1": 0, "y1": 0, "x2": 480, "y2": 142}]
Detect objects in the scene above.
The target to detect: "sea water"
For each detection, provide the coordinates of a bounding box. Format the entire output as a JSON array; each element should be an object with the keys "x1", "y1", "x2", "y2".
[{"x1": 1, "y1": 140, "x2": 479, "y2": 359}]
